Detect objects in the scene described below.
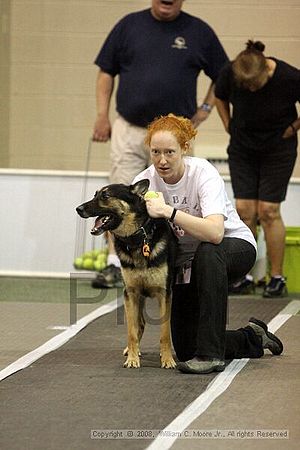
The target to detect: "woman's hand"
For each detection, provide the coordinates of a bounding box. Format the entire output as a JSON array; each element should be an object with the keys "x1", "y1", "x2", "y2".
[
  {"x1": 145, "y1": 193, "x2": 224, "y2": 244},
  {"x1": 282, "y1": 124, "x2": 297, "y2": 139},
  {"x1": 144, "y1": 193, "x2": 173, "y2": 219}
]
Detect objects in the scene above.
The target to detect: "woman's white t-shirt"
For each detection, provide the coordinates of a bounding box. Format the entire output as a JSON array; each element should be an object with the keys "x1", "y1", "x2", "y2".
[{"x1": 133, "y1": 156, "x2": 257, "y2": 265}]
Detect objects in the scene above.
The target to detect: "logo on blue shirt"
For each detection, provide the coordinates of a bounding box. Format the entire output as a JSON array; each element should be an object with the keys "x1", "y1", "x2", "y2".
[{"x1": 172, "y1": 37, "x2": 187, "y2": 50}]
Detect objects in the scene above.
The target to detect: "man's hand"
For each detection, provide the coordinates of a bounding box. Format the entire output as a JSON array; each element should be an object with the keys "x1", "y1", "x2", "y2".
[
  {"x1": 93, "y1": 71, "x2": 114, "y2": 142},
  {"x1": 191, "y1": 108, "x2": 211, "y2": 128},
  {"x1": 93, "y1": 115, "x2": 111, "y2": 142}
]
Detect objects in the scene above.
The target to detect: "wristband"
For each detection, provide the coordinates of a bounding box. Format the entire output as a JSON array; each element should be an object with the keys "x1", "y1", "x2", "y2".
[
  {"x1": 169, "y1": 208, "x2": 177, "y2": 222},
  {"x1": 199, "y1": 103, "x2": 212, "y2": 113},
  {"x1": 290, "y1": 123, "x2": 297, "y2": 134}
]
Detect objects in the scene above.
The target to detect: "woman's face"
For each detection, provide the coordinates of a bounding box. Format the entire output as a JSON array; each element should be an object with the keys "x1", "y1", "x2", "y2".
[{"x1": 149, "y1": 130, "x2": 186, "y2": 184}]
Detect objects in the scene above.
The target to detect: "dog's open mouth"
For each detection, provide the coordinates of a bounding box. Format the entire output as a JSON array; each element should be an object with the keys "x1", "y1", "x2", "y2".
[{"x1": 91, "y1": 215, "x2": 112, "y2": 235}]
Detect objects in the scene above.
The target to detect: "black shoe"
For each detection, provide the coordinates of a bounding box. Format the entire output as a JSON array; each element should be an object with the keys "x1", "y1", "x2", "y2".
[
  {"x1": 263, "y1": 276, "x2": 287, "y2": 298},
  {"x1": 248, "y1": 317, "x2": 283, "y2": 355},
  {"x1": 177, "y1": 357, "x2": 225, "y2": 374},
  {"x1": 91, "y1": 264, "x2": 123, "y2": 288},
  {"x1": 256, "y1": 277, "x2": 267, "y2": 288},
  {"x1": 229, "y1": 276, "x2": 255, "y2": 295}
]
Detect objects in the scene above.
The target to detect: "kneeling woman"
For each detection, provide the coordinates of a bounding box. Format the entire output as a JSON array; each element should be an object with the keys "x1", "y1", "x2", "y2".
[{"x1": 133, "y1": 113, "x2": 283, "y2": 374}]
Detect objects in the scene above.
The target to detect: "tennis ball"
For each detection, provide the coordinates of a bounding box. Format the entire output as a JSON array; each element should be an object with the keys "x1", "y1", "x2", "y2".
[
  {"x1": 94, "y1": 260, "x2": 105, "y2": 271},
  {"x1": 73, "y1": 257, "x2": 83, "y2": 269},
  {"x1": 82, "y1": 258, "x2": 94, "y2": 270},
  {"x1": 82, "y1": 251, "x2": 94, "y2": 260},
  {"x1": 91, "y1": 249, "x2": 100, "y2": 259},
  {"x1": 96, "y1": 254, "x2": 106, "y2": 264},
  {"x1": 144, "y1": 191, "x2": 159, "y2": 199}
]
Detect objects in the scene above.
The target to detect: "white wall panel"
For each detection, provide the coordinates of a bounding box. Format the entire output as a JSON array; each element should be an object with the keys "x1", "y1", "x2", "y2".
[{"x1": 0, "y1": 170, "x2": 299, "y2": 275}]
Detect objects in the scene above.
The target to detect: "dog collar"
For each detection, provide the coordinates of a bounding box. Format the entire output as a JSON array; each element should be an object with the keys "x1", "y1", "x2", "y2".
[{"x1": 115, "y1": 218, "x2": 156, "y2": 255}]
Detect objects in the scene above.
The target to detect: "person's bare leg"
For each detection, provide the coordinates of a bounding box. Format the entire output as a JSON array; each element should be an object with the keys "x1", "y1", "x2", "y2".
[
  {"x1": 235, "y1": 199, "x2": 258, "y2": 238},
  {"x1": 258, "y1": 201, "x2": 285, "y2": 276},
  {"x1": 91, "y1": 232, "x2": 122, "y2": 288},
  {"x1": 106, "y1": 232, "x2": 121, "y2": 267},
  {"x1": 107, "y1": 232, "x2": 117, "y2": 256},
  {"x1": 228, "y1": 199, "x2": 258, "y2": 293}
]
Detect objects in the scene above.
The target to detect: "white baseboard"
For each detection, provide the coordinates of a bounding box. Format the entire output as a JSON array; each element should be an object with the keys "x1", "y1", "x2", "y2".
[
  {"x1": 0, "y1": 270, "x2": 96, "y2": 279},
  {"x1": 0, "y1": 270, "x2": 72, "y2": 279}
]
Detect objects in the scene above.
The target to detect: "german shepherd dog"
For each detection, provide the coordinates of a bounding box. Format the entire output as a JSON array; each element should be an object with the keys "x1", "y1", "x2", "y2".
[{"x1": 76, "y1": 179, "x2": 177, "y2": 369}]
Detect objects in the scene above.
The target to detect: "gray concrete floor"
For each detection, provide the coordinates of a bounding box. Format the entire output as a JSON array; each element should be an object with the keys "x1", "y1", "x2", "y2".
[{"x1": 0, "y1": 277, "x2": 299, "y2": 450}]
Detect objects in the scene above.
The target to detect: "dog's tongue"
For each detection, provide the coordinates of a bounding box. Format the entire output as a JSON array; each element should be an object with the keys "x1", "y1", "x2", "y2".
[
  {"x1": 91, "y1": 217, "x2": 105, "y2": 235},
  {"x1": 91, "y1": 216, "x2": 110, "y2": 235}
]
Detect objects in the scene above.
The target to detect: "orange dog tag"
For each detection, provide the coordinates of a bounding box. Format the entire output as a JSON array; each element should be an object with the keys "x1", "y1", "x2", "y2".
[{"x1": 142, "y1": 243, "x2": 151, "y2": 257}]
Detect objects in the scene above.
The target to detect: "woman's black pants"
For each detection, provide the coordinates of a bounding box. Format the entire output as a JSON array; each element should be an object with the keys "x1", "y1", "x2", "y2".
[{"x1": 171, "y1": 238, "x2": 263, "y2": 361}]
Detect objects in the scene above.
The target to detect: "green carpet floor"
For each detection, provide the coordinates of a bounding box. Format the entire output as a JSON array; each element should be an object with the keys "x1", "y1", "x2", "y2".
[
  {"x1": 1, "y1": 276, "x2": 299, "y2": 312},
  {"x1": 0, "y1": 276, "x2": 118, "y2": 304}
]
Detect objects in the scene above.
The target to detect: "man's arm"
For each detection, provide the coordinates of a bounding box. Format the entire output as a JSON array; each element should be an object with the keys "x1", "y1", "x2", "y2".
[
  {"x1": 190, "y1": 82, "x2": 216, "y2": 128},
  {"x1": 93, "y1": 70, "x2": 115, "y2": 142}
]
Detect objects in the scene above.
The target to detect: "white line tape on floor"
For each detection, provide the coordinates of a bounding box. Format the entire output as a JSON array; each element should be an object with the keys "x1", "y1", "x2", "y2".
[
  {"x1": 0, "y1": 297, "x2": 122, "y2": 382},
  {"x1": 146, "y1": 300, "x2": 300, "y2": 450}
]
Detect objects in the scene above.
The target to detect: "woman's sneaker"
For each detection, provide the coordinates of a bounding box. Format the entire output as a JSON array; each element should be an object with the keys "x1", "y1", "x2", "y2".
[
  {"x1": 91, "y1": 264, "x2": 123, "y2": 288},
  {"x1": 229, "y1": 276, "x2": 255, "y2": 295},
  {"x1": 263, "y1": 276, "x2": 287, "y2": 298},
  {"x1": 177, "y1": 357, "x2": 225, "y2": 374},
  {"x1": 248, "y1": 317, "x2": 283, "y2": 355}
]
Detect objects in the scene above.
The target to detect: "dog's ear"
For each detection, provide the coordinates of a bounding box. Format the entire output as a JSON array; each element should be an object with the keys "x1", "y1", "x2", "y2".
[{"x1": 130, "y1": 179, "x2": 150, "y2": 196}]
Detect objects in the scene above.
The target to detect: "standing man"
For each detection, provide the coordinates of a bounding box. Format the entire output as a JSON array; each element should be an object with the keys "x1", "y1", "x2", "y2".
[{"x1": 92, "y1": 0, "x2": 228, "y2": 288}]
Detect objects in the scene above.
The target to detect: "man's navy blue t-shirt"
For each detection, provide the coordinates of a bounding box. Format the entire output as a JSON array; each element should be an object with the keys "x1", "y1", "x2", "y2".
[{"x1": 95, "y1": 9, "x2": 228, "y2": 127}]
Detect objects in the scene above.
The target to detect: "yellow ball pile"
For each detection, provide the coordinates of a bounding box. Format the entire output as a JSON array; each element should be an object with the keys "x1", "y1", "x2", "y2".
[{"x1": 73, "y1": 248, "x2": 108, "y2": 271}]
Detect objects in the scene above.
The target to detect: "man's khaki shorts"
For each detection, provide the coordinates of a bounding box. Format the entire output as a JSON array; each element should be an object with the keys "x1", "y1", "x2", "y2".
[{"x1": 109, "y1": 115, "x2": 150, "y2": 184}]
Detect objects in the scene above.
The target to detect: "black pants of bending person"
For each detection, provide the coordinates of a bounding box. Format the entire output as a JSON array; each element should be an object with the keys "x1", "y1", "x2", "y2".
[{"x1": 171, "y1": 237, "x2": 260, "y2": 362}]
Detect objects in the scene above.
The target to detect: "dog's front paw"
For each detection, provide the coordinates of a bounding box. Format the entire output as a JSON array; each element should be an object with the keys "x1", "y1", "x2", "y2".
[
  {"x1": 123, "y1": 346, "x2": 141, "y2": 357},
  {"x1": 123, "y1": 356, "x2": 140, "y2": 368},
  {"x1": 161, "y1": 355, "x2": 177, "y2": 369}
]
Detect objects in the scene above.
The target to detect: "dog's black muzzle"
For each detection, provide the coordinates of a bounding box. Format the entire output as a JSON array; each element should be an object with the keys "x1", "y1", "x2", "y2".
[
  {"x1": 76, "y1": 204, "x2": 90, "y2": 218},
  {"x1": 76, "y1": 200, "x2": 122, "y2": 236}
]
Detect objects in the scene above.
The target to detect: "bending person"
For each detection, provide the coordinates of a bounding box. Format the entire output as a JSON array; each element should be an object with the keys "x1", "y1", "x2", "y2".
[{"x1": 215, "y1": 40, "x2": 300, "y2": 297}]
